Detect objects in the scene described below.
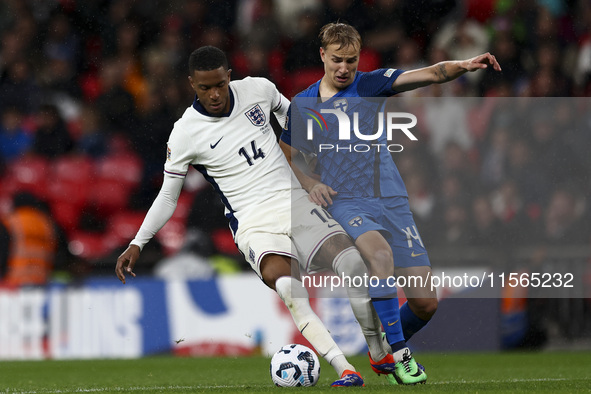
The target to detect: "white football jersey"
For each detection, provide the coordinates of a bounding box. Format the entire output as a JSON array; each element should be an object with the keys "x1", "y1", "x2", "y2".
[{"x1": 165, "y1": 77, "x2": 304, "y2": 235}]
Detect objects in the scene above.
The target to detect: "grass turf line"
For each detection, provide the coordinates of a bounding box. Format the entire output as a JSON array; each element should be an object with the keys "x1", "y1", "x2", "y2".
[{"x1": 1, "y1": 351, "x2": 590, "y2": 393}]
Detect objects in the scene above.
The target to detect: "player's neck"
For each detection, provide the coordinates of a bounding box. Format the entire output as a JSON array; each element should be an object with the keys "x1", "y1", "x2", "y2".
[{"x1": 318, "y1": 77, "x2": 341, "y2": 100}]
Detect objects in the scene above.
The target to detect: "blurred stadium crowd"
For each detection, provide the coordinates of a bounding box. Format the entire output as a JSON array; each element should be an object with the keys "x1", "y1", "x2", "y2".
[{"x1": 0, "y1": 0, "x2": 590, "y2": 298}]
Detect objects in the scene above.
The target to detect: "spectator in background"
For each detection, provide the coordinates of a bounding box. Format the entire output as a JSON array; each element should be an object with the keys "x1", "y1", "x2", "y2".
[
  {"x1": 469, "y1": 195, "x2": 507, "y2": 249},
  {"x1": 132, "y1": 83, "x2": 176, "y2": 209},
  {"x1": 274, "y1": 0, "x2": 321, "y2": 36},
  {"x1": 95, "y1": 57, "x2": 137, "y2": 134},
  {"x1": 528, "y1": 107, "x2": 587, "y2": 188},
  {"x1": 31, "y1": 104, "x2": 73, "y2": 158},
  {"x1": 505, "y1": 137, "x2": 549, "y2": 208},
  {"x1": 364, "y1": 0, "x2": 405, "y2": 65},
  {"x1": 142, "y1": 48, "x2": 177, "y2": 90},
  {"x1": 113, "y1": 19, "x2": 148, "y2": 108},
  {"x1": 37, "y1": 10, "x2": 82, "y2": 116},
  {"x1": 42, "y1": 10, "x2": 80, "y2": 74},
  {"x1": 1, "y1": 192, "x2": 59, "y2": 286},
  {"x1": 527, "y1": 41, "x2": 571, "y2": 97},
  {"x1": 236, "y1": 0, "x2": 282, "y2": 50},
  {"x1": 284, "y1": 9, "x2": 323, "y2": 72},
  {"x1": 436, "y1": 201, "x2": 471, "y2": 247},
  {"x1": 490, "y1": 179, "x2": 536, "y2": 245},
  {"x1": 76, "y1": 104, "x2": 107, "y2": 158},
  {"x1": 0, "y1": 219, "x2": 9, "y2": 278},
  {"x1": 0, "y1": 29, "x2": 28, "y2": 81},
  {"x1": 422, "y1": 85, "x2": 473, "y2": 159},
  {"x1": 0, "y1": 2, "x2": 38, "y2": 63},
  {"x1": 38, "y1": 54, "x2": 82, "y2": 111},
  {"x1": 0, "y1": 58, "x2": 40, "y2": 114},
  {"x1": 180, "y1": 0, "x2": 235, "y2": 47},
  {"x1": 153, "y1": 229, "x2": 217, "y2": 280},
  {"x1": 100, "y1": 0, "x2": 137, "y2": 57},
  {"x1": 479, "y1": 126, "x2": 510, "y2": 190},
  {"x1": 540, "y1": 188, "x2": 589, "y2": 245},
  {"x1": 395, "y1": 37, "x2": 427, "y2": 71},
  {"x1": 479, "y1": 30, "x2": 526, "y2": 96},
  {"x1": 438, "y1": 142, "x2": 477, "y2": 185},
  {"x1": 0, "y1": 106, "x2": 32, "y2": 164},
  {"x1": 574, "y1": 18, "x2": 591, "y2": 94},
  {"x1": 232, "y1": 43, "x2": 273, "y2": 81},
  {"x1": 147, "y1": 22, "x2": 186, "y2": 78},
  {"x1": 433, "y1": 18, "x2": 490, "y2": 86},
  {"x1": 437, "y1": 173, "x2": 468, "y2": 209},
  {"x1": 319, "y1": 0, "x2": 371, "y2": 35}
]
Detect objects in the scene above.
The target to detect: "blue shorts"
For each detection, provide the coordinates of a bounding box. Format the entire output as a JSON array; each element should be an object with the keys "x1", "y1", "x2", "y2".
[{"x1": 328, "y1": 196, "x2": 430, "y2": 269}]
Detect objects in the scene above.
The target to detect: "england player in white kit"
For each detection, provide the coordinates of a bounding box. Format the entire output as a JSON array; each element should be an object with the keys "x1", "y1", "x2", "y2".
[
  {"x1": 162, "y1": 74, "x2": 338, "y2": 276},
  {"x1": 115, "y1": 46, "x2": 389, "y2": 387}
]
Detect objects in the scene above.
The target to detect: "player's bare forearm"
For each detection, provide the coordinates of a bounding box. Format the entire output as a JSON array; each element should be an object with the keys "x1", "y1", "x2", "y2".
[
  {"x1": 279, "y1": 140, "x2": 336, "y2": 206},
  {"x1": 435, "y1": 52, "x2": 501, "y2": 82},
  {"x1": 279, "y1": 140, "x2": 318, "y2": 191},
  {"x1": 392, "y1": 52, "x2": 501, "y2": 92}
]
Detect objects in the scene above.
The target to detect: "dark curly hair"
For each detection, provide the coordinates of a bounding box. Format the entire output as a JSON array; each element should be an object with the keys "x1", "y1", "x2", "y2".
[{"x1": 188, "y1": 46, "x2": 229, "y2": 74}]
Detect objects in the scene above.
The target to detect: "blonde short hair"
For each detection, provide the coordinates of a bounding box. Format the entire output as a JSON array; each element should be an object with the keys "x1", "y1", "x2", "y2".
[{"x1": 319, "y1": 22, "x2": 362, "y2": 51}]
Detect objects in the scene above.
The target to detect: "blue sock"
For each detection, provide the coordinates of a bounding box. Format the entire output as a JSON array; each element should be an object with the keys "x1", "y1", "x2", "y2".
[
  {"x1": 368, "y1": 279, "x2": 405, "y2": 352},
  {"x1": 400, "y1": 301, "x2": 429, "y2": 341}
]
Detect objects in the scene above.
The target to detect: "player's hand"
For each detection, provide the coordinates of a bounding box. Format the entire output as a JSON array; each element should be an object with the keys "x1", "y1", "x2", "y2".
[
  {"x1": 115, "y1": 244, "x2": 140, "y2": 284},
  {"x1": 464, "y1": 52, "x2": 502, "y2": 72},
  {"x1": 308, "y1": 183, "x2": 337, "y2": 207}
]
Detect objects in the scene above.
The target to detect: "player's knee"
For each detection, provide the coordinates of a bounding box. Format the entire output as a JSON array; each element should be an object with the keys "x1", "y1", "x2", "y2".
[
  {"x1": 366, "y1": 248, "x2": 393, "y2": 277},
  {"x1": 262, "y1": 268, "x2": 282, "y2": 289},
  {"x1": 332, "y1": 247, "x2": 367, "y2": 279},
  {"x1": 410, "y1": 298, "x2": 438, "y2": 321},
  {"x1": 260, "y1": 255, "x2": 292, "y2": 290}
]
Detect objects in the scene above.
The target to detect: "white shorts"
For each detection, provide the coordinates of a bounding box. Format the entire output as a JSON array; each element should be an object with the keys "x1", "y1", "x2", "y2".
[{"x1": 235, "y1": 192, "x2": 347, "y2": 278}]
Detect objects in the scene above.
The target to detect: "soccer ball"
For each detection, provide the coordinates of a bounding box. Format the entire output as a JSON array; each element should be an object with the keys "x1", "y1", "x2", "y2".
[{"x1": 270, "y1": 344, "x2": 320, "y2": 387}]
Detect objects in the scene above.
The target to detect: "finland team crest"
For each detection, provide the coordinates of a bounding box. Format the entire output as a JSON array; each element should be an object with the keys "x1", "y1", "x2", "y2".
[
  {"x1": 245, "y1": 104, "x2": 266, "y2": 126},
  {"x1": 333, "y1": 98, "x2": 348, "y2": 112},
  {"x1": 348, "y1": 216, "x2": 363, "y2": 227}
]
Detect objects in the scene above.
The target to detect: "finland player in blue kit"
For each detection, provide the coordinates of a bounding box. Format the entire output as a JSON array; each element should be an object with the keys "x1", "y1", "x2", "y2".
[{"x1": 281, "y1": 23, "x2": 501, "y2": 385}]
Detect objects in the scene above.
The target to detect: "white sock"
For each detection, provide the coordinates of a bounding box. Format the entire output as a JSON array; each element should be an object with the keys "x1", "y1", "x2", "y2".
[
  {"x1": 392, "y1": 347, "x2": 411, "y2": 363},
  {"x1": 332, "y1": 247, "x2": 388, "y2": 362},
  {"x1": 330, "y1": 354, "x2": 353, "y2": 376},
  {"x1": 275, "y1": 276, "x2": 355, "y2": 376}
]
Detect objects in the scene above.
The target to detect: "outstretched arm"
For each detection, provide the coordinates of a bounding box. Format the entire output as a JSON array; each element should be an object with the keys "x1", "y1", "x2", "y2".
[
  {"x1": 115, "y1": 174, "x2": 184, "y2": 283},
  {"x1": 392, "y1": 52, "x2": 501, "y2": 92}
]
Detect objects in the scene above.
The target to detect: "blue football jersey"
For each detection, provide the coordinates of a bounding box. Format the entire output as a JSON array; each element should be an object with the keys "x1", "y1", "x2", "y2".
[{"x1": 282, "y1": 68, "x2": 408, "y2": 198}]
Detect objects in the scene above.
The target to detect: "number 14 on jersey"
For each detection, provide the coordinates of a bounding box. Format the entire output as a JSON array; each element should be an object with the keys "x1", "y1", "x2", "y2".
[{"x1": 239, "y1": 140, "x2": 265, "y2": 166}]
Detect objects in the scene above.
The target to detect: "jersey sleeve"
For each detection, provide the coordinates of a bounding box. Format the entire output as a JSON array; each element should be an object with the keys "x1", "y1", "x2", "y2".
[
  {"x1": 130, "y1": 174, "x2": 184, "y2": 250},
  {"x1": 279, "y1": 104, "x2": 293, "y2": 146},
  {"x1": 270, "y1": 85, "x2": 290, "y2": 129},
  {"x1": 357, "y1": 68, "x2": 405, "y2": 97},
  {"x1": 164, "y1": 126, "x2": 194, "y2": 178},
  {"x1": 249, "y1": 77, "x2": 291, "y2": 131},
  {"x1": 280, "y1": 101, "x2": 315, "y2": 155}
]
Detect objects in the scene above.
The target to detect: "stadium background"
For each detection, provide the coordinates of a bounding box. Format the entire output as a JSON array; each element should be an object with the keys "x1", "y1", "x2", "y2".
[{"x1": 0, "y1": 0, "x2": 590, "y2": 359}]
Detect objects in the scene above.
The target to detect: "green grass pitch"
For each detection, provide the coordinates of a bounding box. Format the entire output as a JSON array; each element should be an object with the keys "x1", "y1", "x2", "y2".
[{"x1": 1, "y1": 351, "x2": 590, "y2": 393}]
